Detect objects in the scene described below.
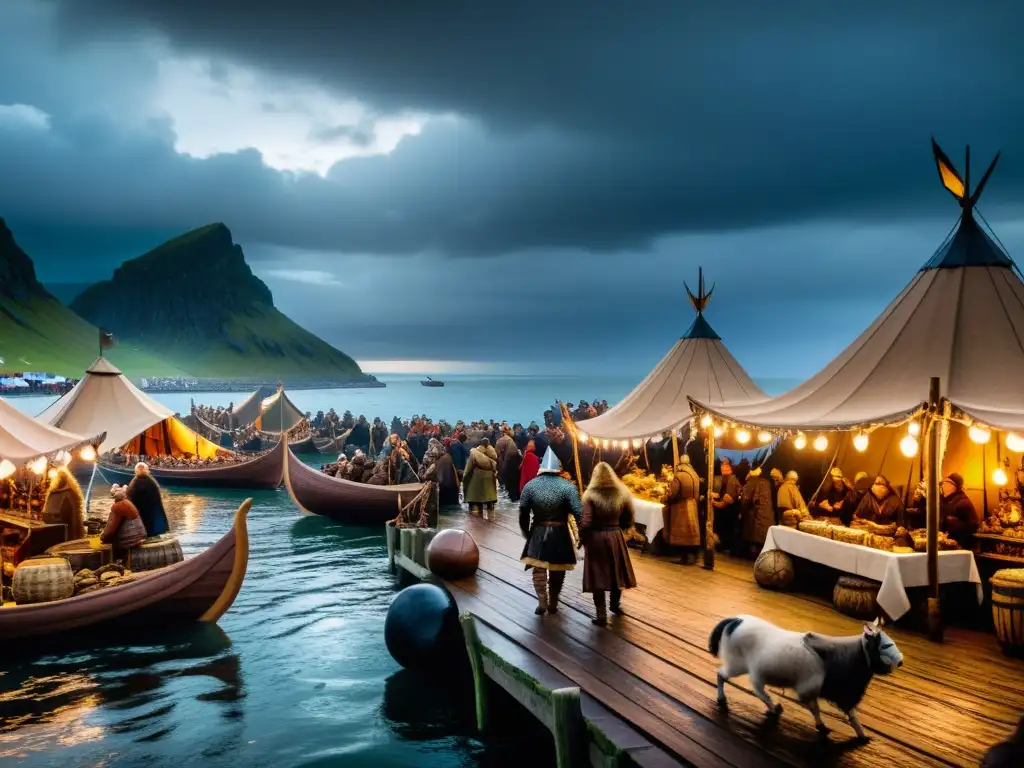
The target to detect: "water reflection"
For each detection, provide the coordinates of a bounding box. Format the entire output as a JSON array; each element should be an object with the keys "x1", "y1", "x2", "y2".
[{"x1": 0, "y1": 624, "x2": 242, "y2": 760}]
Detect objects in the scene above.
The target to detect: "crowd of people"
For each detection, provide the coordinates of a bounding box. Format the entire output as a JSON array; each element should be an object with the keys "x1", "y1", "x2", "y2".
[{"x1": 103, "y1": 447, "x2": 265, "y2": 468}]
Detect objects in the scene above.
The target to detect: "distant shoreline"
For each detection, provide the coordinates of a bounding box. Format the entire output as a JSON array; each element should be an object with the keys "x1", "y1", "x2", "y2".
[{"x1": 1, "y1": 379, "x2": 386, "y2": 397}]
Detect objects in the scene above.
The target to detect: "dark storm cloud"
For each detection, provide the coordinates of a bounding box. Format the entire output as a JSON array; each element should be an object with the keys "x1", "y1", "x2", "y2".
[
  {"x1": 46, "y1": 0, "x2": 1024, "y2": 256},
  {"x1": 308, "y1": 121, "x2": 376, "y2": 147}
]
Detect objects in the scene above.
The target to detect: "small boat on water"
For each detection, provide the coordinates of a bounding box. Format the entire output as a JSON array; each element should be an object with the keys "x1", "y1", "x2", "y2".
[
  {"x1": 420, "y1": 377, "x2": 444, "y2": 387},
  {"x1": 0, "y1": 498, "x2": 252, "y2": 643},
  {"x1": 283, "y1": 445, "x2": 422, "y2": 523},
  {"x1": 314, "y1": 435, "x2": 345, "y2": 454},
  {"x1": 99, "y1": 439, "x2": 285, "y2": 490}
]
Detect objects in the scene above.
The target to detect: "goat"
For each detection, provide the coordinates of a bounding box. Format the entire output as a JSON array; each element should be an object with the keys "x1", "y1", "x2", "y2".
[{"x1": 708, "y1": 614, "x2": 903, "y2": 740}]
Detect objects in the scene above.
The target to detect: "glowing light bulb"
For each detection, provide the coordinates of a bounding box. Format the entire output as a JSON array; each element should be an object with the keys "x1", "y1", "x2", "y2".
[
  {"x1": 757, "y1": 431, "x2": 772, "y2": 444},
  {"x1": 853, "y1": 433, "x2": 869, "y2": 452},
  {"x1": 47, "y1": 468, "x2": 58, "y2": 480},
  {"x1": 29, "y1": 456, "x2": 47, "y2": 475},
  {"x1": 713, "y1": 425, "x2": 724, "y2": 438},
  {"x1": 80, "y1": 445, "x2": 97, "y2": 462},
  {"x1": 602, "y1": 440, "x2": 610, "y2": 449},
  {"x1": 908, "y1": 421, "x2": 921, "y2": 437},
  {"x1": 993, "y1": 467, "x2": 1009, "y2": 487},
  {"x1": 0, "y1": 459, "x2": 14, "y2": 480},
  {"x1": 968, "y1": 425, "x2": 991, "y2": 444},
  {"x1": 612, "y1": 440, "x2": 620, "y2": 448},
  {"x1": 813, "y1": 435, "x2": 828, "y2": 452},
  {"x1": 899, "y1": 435, "x2": 919, "y2": 458},
  {"x1": 632, "y1": 439, "x2": 642, "y2": 448},
  {"x1": 1007, "y1": 433, "x2": 1024, "y2": 453},
  {"x1": 700, "y1": 415, "x2": 713, "y2": 428},
  {"x1": 735, "y1": 429, "x2": 751, "y2": 445},
  {"x1": 578, "y1": 432, "x2": 588, "y2": 444},
  {"x1": 793, "y1": 433, "x2": 807, "y2": 450}
]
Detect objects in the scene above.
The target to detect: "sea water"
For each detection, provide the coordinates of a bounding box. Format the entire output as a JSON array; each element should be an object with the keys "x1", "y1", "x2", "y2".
[{"x1": 1, "y1": 373, "x2": 799, "y2": 766}]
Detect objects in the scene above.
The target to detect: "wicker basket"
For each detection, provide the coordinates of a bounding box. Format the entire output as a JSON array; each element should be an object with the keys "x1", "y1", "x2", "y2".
[
  {"x1": 753, "y1": 550, "x2": 795, "y2": 590},
  {"x1": 130, "y1": 535, "x2": 184, "y2": 572},
  {"x1": 992, "y1": 569, "x2": 1024, "y2": 655},
  {"x1": 12, "y1": 557, "x2": 74, "y2": 604},
  {"x1": 833, "y1": 575, "x2": 881, "y2": 620}
]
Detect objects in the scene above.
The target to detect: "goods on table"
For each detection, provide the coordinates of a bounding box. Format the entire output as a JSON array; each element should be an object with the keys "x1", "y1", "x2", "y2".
[
  {"x1": 12, "y1": 557, "x2": 74, "y2": 604},
  {"x1": 781, "y1": 508, "x2": 813, "y2": 527},
  {"x1": 851, "y1": 520, "x2": 898, "y2": 537},
  {"x1": 833, "y1": 575, "x2": 882, "y2": 620},
  {"x1": 991, "y1": 569, "x2": 1024, "y2": 655},
  {"x1": 753, "y1": 550, "x2": 795, "y2": 590},
  {"x1": 620, "y1": 469, "x2": 670, "y2": 504},
  {"x1": 797, "y1": 520, "x2": 833, "y2": 538},
  {"x1": 832, "y1": 527, "x2": 868, "y2": 546},
  {"x1": 796, "y1": 520, "x2": 957, "y2": 553},
  {"x1": 73, "y1": 562, "x2": 137, "y2": 595}
]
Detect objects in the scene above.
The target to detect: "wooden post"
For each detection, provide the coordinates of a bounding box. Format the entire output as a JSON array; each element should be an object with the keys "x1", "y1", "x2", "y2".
[
  {"x1": 400, "y1": 527, "x2": 413, "y2": 562},
  {"x1": 571, "y1": 431, "x2": 584, "y2": 494},
  {"x1": 550, "y1": 687, "x2": 585, "y2": 768},
  {"x1": 703, "y1": 427, "x2": 716, "y2": 570},
  {"x1": 386, "y1": 521, "x2": 398, "y2": 573},
  {"x1": 412, "y1": 528, "x2": 427, "y2": 568},
  {"x1": 671, "y1": 431, "x2": 680, "y2": 469},
  {"x1": 926, "y1": 376, "x2": 943, "y2": 642},
  {"x1": 459, "y1": 613, "x2": 489, "y2": 731}
]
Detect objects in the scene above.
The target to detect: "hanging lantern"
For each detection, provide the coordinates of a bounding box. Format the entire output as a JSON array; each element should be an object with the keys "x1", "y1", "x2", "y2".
[
  {"x1": 578, "y1": 432, "x2": 589, "y2": 444},
  {"x1": 852, "y1": 433, "x2": 868, "y2": 452},
  {"x1": 968, "y1": 425, "x2": 991, "y2": 444},
  {"x1": 28, "y1": 456, "x2": 47, "y2": 475},
  {"x1": 713, "y1": 425, "x2": 724, "y2": 438},
  {"x1": 47, "y1": 468, "x2": 58, "y2": 480},
  {"x1": 611, "y1": 440, "x2": 619, "y2": 448},
  {"x1": 700, "y1": 414, "x2": 713, "y2": 428},
  {"x1": 0, "y1": 459, "x2": 15, "y2": 480},
  {"x1": 735, "y1": 429, "x2": 751, "y2": 445},
  {"x1": 757, "y1": 431, "x2": 772, "y2": 444},
  {"x1": 602, "y1": 439, "x2": 610, "y2": 449},
  {"x1": 899, "y1": 435, "x2": 919, "y2": 458},
  {"x1": 993, "y1": 467, "x2": 1009, "y2": 487},
  {"x1": 80, "y1": 445, "x2": 97, "y2": 462},
  {"x1": 1007, "y1": 433, "x2": 1024, "y2": 453},
  {"x1": 55, "y1": 450, "x2": 71, "y2": 466},
  {"x1": 793, "y1": 433, "x2": 807, "y2": 450},
  {"x1": 813, "y1": 435, "x2": 828, "y2": 452},
  {"x1": 908, "y1": 421, "x2": 921, "y2": 437},
  {"x1": 632, "y1": 438, "x2": 642, "y2": 448}
]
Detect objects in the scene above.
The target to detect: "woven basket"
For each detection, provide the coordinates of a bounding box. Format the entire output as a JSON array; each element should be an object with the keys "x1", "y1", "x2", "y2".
[
  {"x1": 46, "y1": 537, "x2": 112, "y2": 572},
  {"x1": 13, "y1": 557, "x2": 74, "y2": 604},
  {"x1": 130, "y1": 535, "x2": 184, "y2": 572},
  {"x1": 833, "y1": 575, "x2": 881, "y2": 620}
]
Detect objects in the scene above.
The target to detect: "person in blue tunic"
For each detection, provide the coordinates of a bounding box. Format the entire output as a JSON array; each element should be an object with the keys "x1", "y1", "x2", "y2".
[{"x1": 519, "y1": 448, "x2": 582, "y2": 615}]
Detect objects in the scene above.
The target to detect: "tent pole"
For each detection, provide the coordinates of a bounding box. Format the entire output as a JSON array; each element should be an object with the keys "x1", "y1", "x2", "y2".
[
  {"x1": 703, "y1": 427, "x2": 716, "y2": 570},
  {"x1": 571, "y1": 430, "x2": 584, "y2": 494},
  {"x1": 83, "y1": 461, "x2": 98, "y2": 517},
  {"x1": 926, "y1": 377, "x2": 943, "y2": 642},
  {"x1": 671, "y1": 432, "x2": 680, "y2": 468}
]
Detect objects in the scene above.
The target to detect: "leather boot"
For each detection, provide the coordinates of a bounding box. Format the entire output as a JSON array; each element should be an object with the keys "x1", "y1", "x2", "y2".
[
  {"x1": 592, "y1": 591, "x2": 607, "y2": 626},
  {"x1": 531, "y1": 568, "x2": 548, "y2": 615},
  {"x1": 609, "y1": 588, "x2": 622, "y2": 616},
  {"x1": 548, "y1": 571, "x2": 565, "y2": 614}
]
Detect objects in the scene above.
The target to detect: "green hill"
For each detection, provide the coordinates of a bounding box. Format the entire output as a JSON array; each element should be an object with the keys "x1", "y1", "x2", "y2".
[
  {"x1": 0, "y1": 218, "x2": 186, "y2": 377},
  {"x1": 69, "y1": 223, "x2": 368, "y2": 381}
]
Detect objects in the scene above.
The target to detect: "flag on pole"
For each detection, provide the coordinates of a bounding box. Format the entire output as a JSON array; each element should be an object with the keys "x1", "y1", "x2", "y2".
[{"x1": 99, "y1": 328, "x2": 116, "y2": 354}]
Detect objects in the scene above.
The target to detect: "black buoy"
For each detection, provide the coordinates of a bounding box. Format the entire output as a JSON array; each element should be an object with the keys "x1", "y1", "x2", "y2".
[{"x1": 384, "y1": 583, "x2": 461, "y2": 670}]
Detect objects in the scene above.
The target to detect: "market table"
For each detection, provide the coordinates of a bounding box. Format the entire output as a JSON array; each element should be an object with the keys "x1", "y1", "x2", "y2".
[
  {"x1": 631, "y1": 496, "x2": 664, "y2": 544},
  {"x1": 762, "y1": 525, "x2": 982, "y2": 621}
]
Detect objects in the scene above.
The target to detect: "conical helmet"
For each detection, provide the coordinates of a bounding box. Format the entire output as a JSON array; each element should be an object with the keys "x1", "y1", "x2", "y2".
[{"x1": 538, "y1": 447, "x2": 562, "y2": 474}]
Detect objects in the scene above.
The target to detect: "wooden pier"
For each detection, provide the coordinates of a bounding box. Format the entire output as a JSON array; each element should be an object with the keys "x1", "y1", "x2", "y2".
[{"x1": 393, "y1": 509, "x2": 1024, "y2": 767}]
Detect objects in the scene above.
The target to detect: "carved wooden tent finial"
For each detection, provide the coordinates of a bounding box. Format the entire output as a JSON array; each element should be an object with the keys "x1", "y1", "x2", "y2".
[{"x1": 684, "y1": 267, "x2": 715, "y2": 316}]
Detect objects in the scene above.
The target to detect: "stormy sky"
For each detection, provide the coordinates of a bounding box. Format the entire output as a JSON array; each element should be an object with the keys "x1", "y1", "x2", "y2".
[{"x1": 2, "y1": 1, "x2": 1023, "y2": 377}]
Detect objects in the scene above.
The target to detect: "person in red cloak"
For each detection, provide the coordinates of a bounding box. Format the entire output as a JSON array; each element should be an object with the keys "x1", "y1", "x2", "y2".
[{"x1": 519, "y1": 439, "x2": 541, "y2": 494}]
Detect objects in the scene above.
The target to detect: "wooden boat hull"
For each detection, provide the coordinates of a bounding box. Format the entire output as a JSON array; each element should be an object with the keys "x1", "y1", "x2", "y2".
[
  {"x1": 283, "y1": 446, "x2": 422, "y2": 524},
  {"x1": 314, "y1": 436, "x2": 346, "y2": 454},
  {"x1": 98, "y1": 439, "x2": 285, "y2": 490},
  {"x1": 0, "y1": 499, "x2": 251, "y2": 643}
]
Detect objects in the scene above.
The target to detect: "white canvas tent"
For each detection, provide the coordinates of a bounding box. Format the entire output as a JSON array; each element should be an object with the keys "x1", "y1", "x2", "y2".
[
  {"x1": 254, "y1": 388, "x2": 306, "y2": 434},
  {"x1": 575, "y1": 269, "x2": 766, "y2": 442},
  {"x1": 692, "y1": 143, "x2": 1024, "y2": 436},
  {"x1": 0, "y1": 396, "x2": 103, "y2": 466},
  {"x1": 39, "y1": 357, "x2": 220, "y2": 457}
]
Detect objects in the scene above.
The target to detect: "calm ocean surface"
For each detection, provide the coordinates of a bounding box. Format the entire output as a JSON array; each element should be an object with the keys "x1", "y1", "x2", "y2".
[{"x1": 1, "y1": 373, "x2": 798, "y2": 767}]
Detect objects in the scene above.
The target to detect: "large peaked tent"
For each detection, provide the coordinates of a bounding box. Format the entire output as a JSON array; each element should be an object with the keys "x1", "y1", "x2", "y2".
[
  {"x1": 229, "y1": 386, "x2": 277, "y2": 428},
  {"x1": 39, "y1": 357, "x2": 221, "y2": 458},
  {"x1": 0, "y1": 397, "x2": 104, "y2": 466},
  {"x1": 575, "y1": 269, "x2": 766, "y2": 442},
  {"x1": 692, "y1": 146, "x2": 1024, "y2": 435},
  {"x1": 253, "y1": 388, "x2": 306, "y2": 433}
]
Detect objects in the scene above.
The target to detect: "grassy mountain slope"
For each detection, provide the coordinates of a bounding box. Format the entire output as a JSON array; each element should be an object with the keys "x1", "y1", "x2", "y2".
[
  {"x1": 0, "y1": 219, "x2": 184, "y2": 377},
  {"x1": 70, "y1": 223, "x2": 367, "y2": 381}
]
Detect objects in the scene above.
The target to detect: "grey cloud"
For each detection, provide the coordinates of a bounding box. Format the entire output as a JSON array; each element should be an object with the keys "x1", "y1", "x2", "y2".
[{"x1": 308, "y1": 120, "x2": 376, "y2": 147}]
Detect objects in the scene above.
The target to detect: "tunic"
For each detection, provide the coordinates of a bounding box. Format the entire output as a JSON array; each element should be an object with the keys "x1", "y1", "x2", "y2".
[
  {"x1": 663, "y1": 464, "x2": 701, "y2": 547},
  {"x1": 741, "y1": 474, "x2": 774, "y2": 545},
  {"x1": 519, "y1": 474, "x2": 582, "y2": 571},
  {"x1": 581, "y1": 490, "x2": 638, "y2": 592},
  {"x1": 126, "y1": 473, "x2": 170, "y2": 537},
  {"x1": 464, "y1": 445, "x2": 499, "y2": 503}
]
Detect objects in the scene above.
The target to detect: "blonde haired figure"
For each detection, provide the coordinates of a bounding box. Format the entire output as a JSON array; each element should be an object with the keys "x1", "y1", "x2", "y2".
[{"x1": 580, "y1": 462, "x2": 638, "y2": 625}]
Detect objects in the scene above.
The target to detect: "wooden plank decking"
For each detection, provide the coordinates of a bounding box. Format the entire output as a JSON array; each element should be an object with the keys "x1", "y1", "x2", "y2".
[{"x1": 437, "y1": 509, "x2": 1024, "y2": 768}]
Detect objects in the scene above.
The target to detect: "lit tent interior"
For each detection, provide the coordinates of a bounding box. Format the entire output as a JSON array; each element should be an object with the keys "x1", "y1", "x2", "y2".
[
  {"x1": 0, "y1": 396, "x2": 104, "y2": 472},
  {"x1": 39, "y1": 357, "x2": 222, "y2": 459},
  {"x1": 565, "y1": 269, "x2": 772, "y2": 469},
  {"x1": 691, "y1": 139, "x2": 1024, "y2": 514}
]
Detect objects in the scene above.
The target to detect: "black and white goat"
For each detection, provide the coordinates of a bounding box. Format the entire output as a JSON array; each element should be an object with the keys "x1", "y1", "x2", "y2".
[{"x1": 708, "y1": 614, "x2": 903, "y2": 740}]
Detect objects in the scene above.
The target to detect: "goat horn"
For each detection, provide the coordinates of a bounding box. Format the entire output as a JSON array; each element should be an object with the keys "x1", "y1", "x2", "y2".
[{"x1": 871, "y1": 617, "x2": 880, "y2": 627}]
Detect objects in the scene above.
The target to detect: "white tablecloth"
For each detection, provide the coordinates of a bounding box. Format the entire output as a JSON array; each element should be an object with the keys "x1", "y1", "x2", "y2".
[
  {"x1": 762, "y1": 525, "x2": 982, "y2": 621},
  {"x1": 631, "y1": 497, "x2": 664, "y2": 543}
]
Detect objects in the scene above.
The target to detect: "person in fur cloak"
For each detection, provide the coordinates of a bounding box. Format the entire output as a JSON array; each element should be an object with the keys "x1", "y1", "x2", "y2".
[
  {"x1": 126, "y1": 462, "x2": 170, "y2": 537},
  {"x1": 580, "y1": 462, "x2": 638, "y2": 625},
  {"x1": 519, "y1": 448, "x2": 583, "y2": 615}
]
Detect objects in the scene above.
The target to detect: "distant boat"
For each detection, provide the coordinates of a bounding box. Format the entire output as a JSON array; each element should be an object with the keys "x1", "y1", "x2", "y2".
[{"x1": 420, "y1": 377, "x2": 444, "y2": 387}]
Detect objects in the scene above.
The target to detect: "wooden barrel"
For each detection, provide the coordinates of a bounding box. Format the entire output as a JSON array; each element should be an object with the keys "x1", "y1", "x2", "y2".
[
  {"x1": 130, "y1": 535, "x2": 184, "y2": 572},
  {"x1": 13, "y1": 557, "x2": 74, "y2": 604},
  {"x1": 46, "y1": 537, "x2": 113, "y2": 572},
  {"x1": 833, "y1": 575, "x2": 881, "y2": 620},
  {"x1": 991, "y1": 569, "x2": 1024, "y2": 655}
]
